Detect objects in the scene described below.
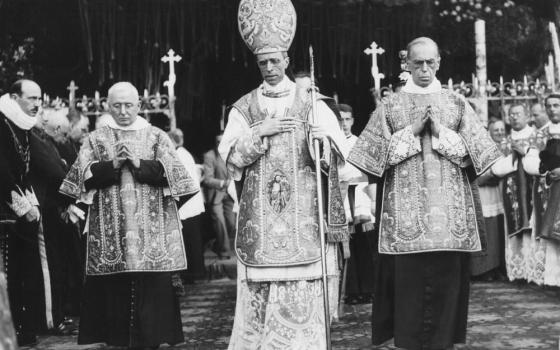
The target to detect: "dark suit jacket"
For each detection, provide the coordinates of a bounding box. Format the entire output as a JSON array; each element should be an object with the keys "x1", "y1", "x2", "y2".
[{"x1": 202, "y1": 149, "x2": 230, "y2": 205}]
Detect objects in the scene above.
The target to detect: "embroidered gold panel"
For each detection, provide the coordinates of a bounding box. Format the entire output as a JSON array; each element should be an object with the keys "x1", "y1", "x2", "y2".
[
  {"x1": 533, "y1": 128, "x2": 560, "y2": 241},
  {"x1": 233, "y1": 91, "x2": 324, "y2": 267},
  {"x1": 351, "y1": 90, "x2": 500, "y2": 254},
  {"x1": 500, "y1": 135, "x2": 535, "y2": 237},
  {"x1": 60, "y1": 126, "x2": 197, "y2": 275}
]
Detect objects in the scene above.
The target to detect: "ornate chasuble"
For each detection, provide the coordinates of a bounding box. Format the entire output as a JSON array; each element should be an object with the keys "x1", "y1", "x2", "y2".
[
  {"x1": 533, "y1": 127, "x2": 560, "y2": 241},
  {"x1": 348, "y1": 90, "x2": 501, "y2": 254},
  {"x1": 60, "y1": 125, "x2": 198, "y2": 275},
  {"x1": 500, "y1": 133, "x2": 536, "y2": 237},
  {"x1": 232, "y1": 89, "x2": 346, "y2": 267}
]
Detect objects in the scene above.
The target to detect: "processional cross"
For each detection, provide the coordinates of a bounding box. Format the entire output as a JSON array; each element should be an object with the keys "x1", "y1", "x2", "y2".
[
  {"x1": 67, "y1": 80, "x2": 79, "y2": 105},
  {"x1": 161, "y1": 49, "x2": 182, "y2": 130},
  {"x1": 364, "y1": 41, "x2": 385, "y2": 92}
]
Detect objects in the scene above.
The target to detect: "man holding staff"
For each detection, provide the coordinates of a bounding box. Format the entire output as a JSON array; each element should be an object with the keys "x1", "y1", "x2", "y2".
[{"x1": 220, "y1": 1, "x2": 348, "y2": 348}]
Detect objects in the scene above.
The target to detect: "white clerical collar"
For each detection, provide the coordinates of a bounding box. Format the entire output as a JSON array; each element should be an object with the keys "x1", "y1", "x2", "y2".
[
  {"x1": 511, "y1": 125, "x2": 535, "y2": 140},
  {"x1": 549, "y1": 122, "x2": 560, "y2": 134},
  {"x1": 539, "y1": 121, "x2": 551, "y2": 131},
  {"x1": 401, "y1": 78, "x2": 442, "y2": 94},
  {"x1": 106, "y1": 116, "x2": 150, "y2": 131},
  {"x1": 261, "y1": 76, "x2": 294, "y2": 97},
  {"x1": 0, "y1": 93, "x2": 37, "y2": 130}
]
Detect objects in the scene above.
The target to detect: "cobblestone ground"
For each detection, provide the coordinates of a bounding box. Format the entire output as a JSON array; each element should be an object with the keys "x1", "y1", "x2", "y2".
[{"x1": 28, "y1": 279, "x2": 560, "y2": 350}]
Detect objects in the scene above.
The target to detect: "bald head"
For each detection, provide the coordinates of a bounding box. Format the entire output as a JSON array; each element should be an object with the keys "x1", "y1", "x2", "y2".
[
  {"x1": 10, "y1": 79, "x2": 42, "y2": 117},
  {"x1": 406, "y1": 37, "x2": 441, "y2": 88},
  {"x1": 69, "y1": 114, "x2": 89, "y2": 143},
  {"x1": 40, "y1": 108, "x2": 70, "y2": 143},
  {"x1": 107, "y1": 81, "x2": 140, "y2": 127},
  {"x1": 108, "y1": 82, "x2": 139, "y2": 102},
  {"x1": 168, "y1": 129, "x2": 184, "y2": 147}
]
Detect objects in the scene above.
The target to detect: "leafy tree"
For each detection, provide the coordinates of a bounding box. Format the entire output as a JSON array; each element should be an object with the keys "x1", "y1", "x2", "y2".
[{"x1": 0, "y1": 36, "x2": 35, "y2": 94}]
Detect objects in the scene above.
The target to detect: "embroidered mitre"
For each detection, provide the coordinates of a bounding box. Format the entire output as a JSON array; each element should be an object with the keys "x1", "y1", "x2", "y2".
[{"x1": 238, "y1": 0, "x2": 297, "y2": 54}]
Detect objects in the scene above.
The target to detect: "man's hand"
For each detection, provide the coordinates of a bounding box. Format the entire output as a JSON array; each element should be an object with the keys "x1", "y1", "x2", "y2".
[
  {"x1": 117, "y1": 143, "x2": 140, "y2": 168},
  {"x1": 309, "y1": 123, "x2": 330, "y2": 142},
  {"x1": 24, "y1": 206, "x2": 40, "y2": 222},
  {"x1": 221, "y1": 179, "x2": 231, "y2": 190},
  {"x1": 412, "y1": 106, "x2": 431, "y2": 136},
  {"x1": 257, "y1": 117, "x2": 297, "y2": 137},
  {"x1": 113, "y1": 143, "x2": 129, "y2": 169},
  {"x1": 549, "y1": 167, "x2": 560, "y2": 181},
  {"x1": 430, "y1": 115, "x2": 441, "y2": 138}
]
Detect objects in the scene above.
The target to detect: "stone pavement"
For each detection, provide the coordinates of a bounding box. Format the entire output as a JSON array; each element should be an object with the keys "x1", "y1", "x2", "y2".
[{"x1": 28, "y1": 278, "x2": 560, "y2": 350}]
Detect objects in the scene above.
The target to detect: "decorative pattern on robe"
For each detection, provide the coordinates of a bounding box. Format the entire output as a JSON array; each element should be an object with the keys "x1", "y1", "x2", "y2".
[
  {"x1": 499, "y1": 133, "x2": 537, "y2": 237},
  {"x1": 523, "y1": 125, "x2": 560, "y2": 286},
  {"x1": 60, "y1": 125, "x2": 199, "y2": 275},
  {"x1": 228, "y1": 279, "x2": 327, "y2": 350},
  {"x1": 532, "y1": 127, "x2": 560, "y2": 241},
  {"x1": 225, "y1": 88, "x2": 347, "y2": 267},
  {"x1": 348, "y1": 90, "x2": 502, "y2": 254}
]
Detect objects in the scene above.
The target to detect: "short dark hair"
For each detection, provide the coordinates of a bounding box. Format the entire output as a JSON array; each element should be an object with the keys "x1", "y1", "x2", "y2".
[
  {"x1": 406, "y1": 37, "x2": 440, "y2": 59},
  {"x1": 487, "y1": 117, "x2": 503, "y2": 129},
  {"x1": 337, "y1": 103, "x2": 353, "y2": 115},
  {"x1": 9, "y1": 80, "x2": 25, "y2": 96},
  {"x1": 545, "y1": 93, "x2": 560, "y2": 105},
  {"x1": 9, "y1": 79, "x2": 37, "y2": 97},
  {"x1": 508, "y1": 102, "x2": 528, "y2": 115}
]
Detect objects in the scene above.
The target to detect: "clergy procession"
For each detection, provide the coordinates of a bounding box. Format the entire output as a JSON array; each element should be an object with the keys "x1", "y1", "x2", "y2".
[{"x1": 1, "y1": 0, "x2": 560, "y2": 349}]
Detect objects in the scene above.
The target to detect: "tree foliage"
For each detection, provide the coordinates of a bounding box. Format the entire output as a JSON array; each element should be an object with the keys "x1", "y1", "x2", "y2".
[{"x1": 0, "y1": 36, "x2": 35, "y2": 94}]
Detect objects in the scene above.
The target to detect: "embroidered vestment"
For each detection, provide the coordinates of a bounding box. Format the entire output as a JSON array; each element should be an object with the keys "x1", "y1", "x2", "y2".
[
  {"x1": 60, "y1": 125, "x2": 198, "y2": 275},
  {"x1": 348, "y1": 90, "x2": 501, "y2": 254}
]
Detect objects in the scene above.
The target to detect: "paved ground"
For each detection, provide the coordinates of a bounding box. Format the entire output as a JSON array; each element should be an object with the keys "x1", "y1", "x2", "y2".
[{"x1": 29, "y1": 277, "x2": 560, "y2": 350}]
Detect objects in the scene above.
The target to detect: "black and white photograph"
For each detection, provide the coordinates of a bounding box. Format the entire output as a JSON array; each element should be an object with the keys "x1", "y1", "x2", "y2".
[{"x1": 0, "y1": 0, "x2": 559, "y2": 349}]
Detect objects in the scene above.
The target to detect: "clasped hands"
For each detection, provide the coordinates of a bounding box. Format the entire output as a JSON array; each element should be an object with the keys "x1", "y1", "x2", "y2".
[
  {"x1": 256, "y1": 114, "x2": 329, "y2": 143},
  {"x1": 112, "y1": 142, "x2": 140, "y2": 169},
  {"x1": 412, "y1": 106, "x2": 441, "y2": 138}
]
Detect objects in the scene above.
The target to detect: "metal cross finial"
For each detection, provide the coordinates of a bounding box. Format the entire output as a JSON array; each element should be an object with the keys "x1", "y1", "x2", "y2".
[
  {"x1": 161, "y1": 49, "x2": 182, "y2": 98},
  {"x1": 364, "y1": 41, "x2": 385, "y2": 92},
  {"x1": 67, "y1": 80, "x2": 79, "y2": 104},
  {"x1": 161, "y1": 49, "x2": 182, "y2": 130}
]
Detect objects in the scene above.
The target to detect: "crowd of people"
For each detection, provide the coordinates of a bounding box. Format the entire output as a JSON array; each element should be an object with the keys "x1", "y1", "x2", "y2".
[{"x1": 0, "y1": 1, "x2": 559, "y2": 349}]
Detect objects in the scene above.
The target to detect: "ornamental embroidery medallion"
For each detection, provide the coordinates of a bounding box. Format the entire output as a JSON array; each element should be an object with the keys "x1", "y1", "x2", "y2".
[{"x1": 267, "y1": 170, "x2": 291, "y2": 213}]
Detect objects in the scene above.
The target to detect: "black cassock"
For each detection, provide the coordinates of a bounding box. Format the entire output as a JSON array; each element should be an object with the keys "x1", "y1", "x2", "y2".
[
  {"x1": 76, "y1": 160, "x2": 187, "y2": 347},
  {"x1": 0, "y1": 115, "x2": 46, "y2": 346},
  {"x1": 29, "y1": 128, "x2": 84, "y2": 325}
]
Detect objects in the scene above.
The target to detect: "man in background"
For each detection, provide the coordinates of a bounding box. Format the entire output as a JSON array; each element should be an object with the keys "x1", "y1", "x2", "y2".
[
  {"x1": 170, "y1": 128, "x2": 206, "y2": 282},
  {"x1": 202, "y1": 132, "x2": 237, "y2": 258},
  {"x1": 491, "y1": 103, "x2": 537, "y2": 283},
  {"x1": 337, "y1": 103, "x2": 376, "y2": 304},
  {"x1": 531, "y1": 102, "x2": 549, "y2": 131}
]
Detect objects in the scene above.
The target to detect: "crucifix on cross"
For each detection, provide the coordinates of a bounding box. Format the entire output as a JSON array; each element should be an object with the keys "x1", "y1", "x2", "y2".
[
  {"x1": 161, "y1": 48, "x2": 182, "y2": 130},
  {"x1": 364, "y1": 41, "x2": 385, "y2": 92},
  {"x1": 161, "y1": 49, "x2": 182, "y2": 100}
]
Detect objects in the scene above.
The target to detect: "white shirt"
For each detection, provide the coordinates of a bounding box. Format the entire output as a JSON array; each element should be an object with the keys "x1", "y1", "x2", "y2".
[{"x1": 176, "y1": 147, "x2": 205, "y2": 220}]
